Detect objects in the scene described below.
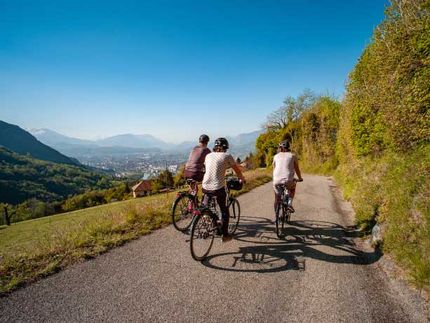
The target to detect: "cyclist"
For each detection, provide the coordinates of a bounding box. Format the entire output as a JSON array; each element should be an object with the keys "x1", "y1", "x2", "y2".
[
  {"x1": 184, "y1": 134, "x2": 211, "y2": 193},
  {"x1": 202, "y1": 137, "x2": 246, "y2": 242},
  {"x1": 273, "y1": 140, "x2": 303, "y2": 214}
]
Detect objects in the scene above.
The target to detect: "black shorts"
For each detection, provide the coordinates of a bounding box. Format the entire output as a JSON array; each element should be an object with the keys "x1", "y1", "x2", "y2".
[{"x1": 184, "y1": 170, "x2": 204, "y2": 182}]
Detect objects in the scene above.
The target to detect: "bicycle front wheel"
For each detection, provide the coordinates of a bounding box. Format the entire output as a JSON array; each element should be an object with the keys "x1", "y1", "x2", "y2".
[
  {"x1": 190, "y1": 211, "x2": 216, "y2": 261},
  {"x1": 228, "y1": 198, "x2": 241, "y2": 235},
  {"x1": 172, "y1": 194, "x2": 196, "y2": 232}
]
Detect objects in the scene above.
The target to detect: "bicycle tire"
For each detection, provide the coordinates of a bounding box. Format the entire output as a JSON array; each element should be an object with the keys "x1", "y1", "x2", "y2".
[
  {"x1": 280, "y1": 204, "x2": 287, "y2": 236},
  {"x1": 190, "y1": 210, "x2": 216, "y2": 261},
  {"x1": 228, "y1": 198, "x2": 241, "y2": 235},
  {"x1": 172, "y1": 194, "x2": 196, "y2": 232},
  {"x1": 275, "y1": 203, "x2": 287, "y2": 238},
  {"x1": 275, "y1": 203, "x2": 282, "y2": 238}
]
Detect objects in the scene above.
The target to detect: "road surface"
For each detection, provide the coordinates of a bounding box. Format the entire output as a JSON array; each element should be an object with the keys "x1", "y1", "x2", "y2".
[{"x1": 0, "y1": 175, "x2": 428, "y2": 322}]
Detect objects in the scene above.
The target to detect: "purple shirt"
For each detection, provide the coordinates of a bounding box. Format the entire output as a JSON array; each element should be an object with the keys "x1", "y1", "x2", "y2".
[{"x1": 185, "y1": 146, "x2": 211, "y2": 173}]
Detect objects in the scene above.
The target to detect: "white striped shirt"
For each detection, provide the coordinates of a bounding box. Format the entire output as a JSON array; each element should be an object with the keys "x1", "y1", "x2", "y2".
[{"x1": 202, "y1": 152, "x2": 236, "y2": 191}]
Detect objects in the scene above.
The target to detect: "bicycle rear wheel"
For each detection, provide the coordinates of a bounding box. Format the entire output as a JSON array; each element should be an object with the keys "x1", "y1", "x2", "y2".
[
  {"x1": 172, "y1": 194, "x2": 196, "y2": 232},
  {"x1": 190, "y1": 211, "x2": 216, "y2": 261},
  {"x1": 228, "y1": 198, "x2": 241, "y2": 235},
  {"x1": 275, "y1": 203, "x2": 287, "y2": 238}
]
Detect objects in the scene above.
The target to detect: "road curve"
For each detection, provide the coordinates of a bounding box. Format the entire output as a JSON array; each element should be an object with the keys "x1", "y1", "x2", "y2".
[{"x1": 0, "y1": 175, "x2": 428, "y2": 322}]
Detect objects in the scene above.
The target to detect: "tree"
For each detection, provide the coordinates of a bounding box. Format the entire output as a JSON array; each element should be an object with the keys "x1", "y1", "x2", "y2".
[
  {"x1": 264, "y1": 89, "x2": 316, "y2": 130},
  {"x1": 174, "y1": 165, "x2": 186, "y2": 187},
  {"x1": 155, "y1": 169, "x2": 174, "y2": 189}
]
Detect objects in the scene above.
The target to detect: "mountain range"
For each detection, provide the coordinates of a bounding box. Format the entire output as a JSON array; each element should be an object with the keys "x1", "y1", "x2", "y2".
[{"x1": 30, "y1": 128, "x2": 263, "y2": 157}]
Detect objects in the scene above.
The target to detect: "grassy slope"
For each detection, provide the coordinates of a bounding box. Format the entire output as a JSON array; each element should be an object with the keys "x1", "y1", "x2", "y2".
[{"x1": 0, "y1": 168, "x2": 271, "y2": 294}]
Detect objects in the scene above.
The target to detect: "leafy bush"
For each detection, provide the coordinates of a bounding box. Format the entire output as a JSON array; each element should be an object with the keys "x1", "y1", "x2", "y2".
[{"x1": 255, "y1": 0, "x2": 430, "y2": 289}]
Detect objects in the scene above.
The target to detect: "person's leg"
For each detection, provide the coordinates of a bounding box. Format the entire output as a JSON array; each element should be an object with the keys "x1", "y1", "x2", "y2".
[
  {"x1": 215, "y1": 188, "x2": 229, "y2": 236},
  {"x1": 202, "y1": 188, "x2": 210, "y2": 206},
  {"x1": 287, "y1": 181, "x2": 297, "y2": 212},
  {"x1": 194, "y1": 172, "x2": 204, "y2": 200},
  {"x1": 273, "y1": 185, "x2": 282, "y2": 213},
  {"x1": 287, "y1": 181, "x2": 297, "y2": 199}
]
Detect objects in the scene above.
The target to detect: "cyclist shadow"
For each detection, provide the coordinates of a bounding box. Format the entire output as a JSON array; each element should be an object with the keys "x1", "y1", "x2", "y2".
[{"x1": 201, "y1": 217, "x2": 381, "y2": 273}]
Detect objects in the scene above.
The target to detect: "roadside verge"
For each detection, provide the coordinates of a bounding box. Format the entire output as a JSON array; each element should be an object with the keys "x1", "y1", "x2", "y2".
[{"x1": 0, "y1": 168, "x2": 271, "y2": 295}]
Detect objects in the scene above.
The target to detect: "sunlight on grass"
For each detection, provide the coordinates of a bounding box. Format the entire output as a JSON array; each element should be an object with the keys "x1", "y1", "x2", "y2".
[{"x1": 0, "y1": 168, "x2": 271, "y2": 294}]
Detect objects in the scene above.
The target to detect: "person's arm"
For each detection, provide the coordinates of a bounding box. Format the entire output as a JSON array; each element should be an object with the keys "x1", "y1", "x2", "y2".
[
  {"x1": 231, "y1": 163, "x2": 246, "y2": 183},
  {"x1": 293, "y1": 156, "x2": 303, "y2": 181}
]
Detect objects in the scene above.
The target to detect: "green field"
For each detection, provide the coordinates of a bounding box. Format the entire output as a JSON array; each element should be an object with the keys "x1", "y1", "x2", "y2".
[{"x1": 0, "y1": 168, "x2": 271, "y2": 294}]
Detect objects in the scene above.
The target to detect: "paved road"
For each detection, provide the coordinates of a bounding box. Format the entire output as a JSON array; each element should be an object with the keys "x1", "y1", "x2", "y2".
[{"x1": 0, "y1": 175, "x2": 428, "y2": 322}]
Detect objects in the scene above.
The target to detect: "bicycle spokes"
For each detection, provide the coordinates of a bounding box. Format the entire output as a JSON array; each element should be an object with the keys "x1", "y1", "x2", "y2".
[{"x1": 190, "y1": 212, "x2": 215, "y2": 261}]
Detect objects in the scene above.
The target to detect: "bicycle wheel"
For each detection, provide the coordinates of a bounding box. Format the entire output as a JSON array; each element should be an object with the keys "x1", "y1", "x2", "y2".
[
  {"x1": 190, "y1": 210, "x2": 216, "y2": 261},
  {"x1": 286, "y1": 205, "x2": 292, "y2": 223},
  {"x1": 275, "y1": 203, "x2": 286, "y2": 238},
  {"x1": 228, "y1": 198, "x2": 241, "y2": 235},
  {"x1": 172, "y1": 194, "x2": 196, "y2": 232}
]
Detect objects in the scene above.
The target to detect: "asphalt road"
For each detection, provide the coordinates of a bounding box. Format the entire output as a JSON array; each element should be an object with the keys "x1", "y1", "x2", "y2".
[{"x1": 0, "y1": 175, "x2": 428, "y2": 322}]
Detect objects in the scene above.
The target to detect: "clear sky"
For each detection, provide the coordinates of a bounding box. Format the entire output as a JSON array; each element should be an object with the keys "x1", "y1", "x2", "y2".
[{"x1": 0, "y1": 0, "x2": 388, "y2": 143}]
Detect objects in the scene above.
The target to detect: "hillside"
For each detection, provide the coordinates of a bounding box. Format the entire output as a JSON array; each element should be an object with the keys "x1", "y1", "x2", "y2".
[
  {"x1": 0, "y1": 120, "x2": 77, "y2": 165},
  {"x1": 0, "y1": 147, "x2": 111, "y2": 205}
]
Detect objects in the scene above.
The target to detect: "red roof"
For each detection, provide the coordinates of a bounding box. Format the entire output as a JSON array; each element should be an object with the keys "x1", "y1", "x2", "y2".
[{"x1": 132, "y1": 180, "x2": 152, "y2": 192}]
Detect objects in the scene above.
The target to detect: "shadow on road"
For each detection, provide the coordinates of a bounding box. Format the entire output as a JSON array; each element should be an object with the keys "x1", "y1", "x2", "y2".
[{"x1": 202, "y1": 216, "x2": 381, "y2": 273}]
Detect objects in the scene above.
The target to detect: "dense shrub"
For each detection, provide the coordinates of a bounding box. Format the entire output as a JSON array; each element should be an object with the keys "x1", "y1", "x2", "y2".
[{"x1": 256, "y1": 0, "x2": 430, "y2": 288}]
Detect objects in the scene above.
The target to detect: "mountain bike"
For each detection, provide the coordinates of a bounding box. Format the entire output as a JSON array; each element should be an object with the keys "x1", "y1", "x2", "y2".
[
  {"x1": 190, "y1": 178, "x2": 242, "y2": 261},
  {"x1": 171, "y1": 179, "x2": 200, "y2": 232},
  {"x1": 274, "y1": 178, "x2": 302, "y2": 238}
]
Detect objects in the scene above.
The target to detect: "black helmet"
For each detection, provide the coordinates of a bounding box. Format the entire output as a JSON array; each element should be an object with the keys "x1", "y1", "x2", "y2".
[
  {"x1": 214, "y1": 137, "x2": 229, "y2": 150},
  {"x1": 199, "y1": 134, "x2": 209, "y2": 143},
  {"x1": 279, "y1": 140, "x2": 290, "y2": 150}
]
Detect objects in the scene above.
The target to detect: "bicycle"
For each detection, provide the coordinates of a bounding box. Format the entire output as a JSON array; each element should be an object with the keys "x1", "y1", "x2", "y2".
[
  {"x1": 274, "y1": 178, "x2": 302, "y2": 238},
  {"x1": 171, "y1": 179, "x2": 199, "y2": 232},
  {"x1": 189, "y1": 177, "x2": 242, "y2": 261}
]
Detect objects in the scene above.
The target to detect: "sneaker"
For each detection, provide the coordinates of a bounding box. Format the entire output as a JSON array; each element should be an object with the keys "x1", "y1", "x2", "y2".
[{"x1": 222, "y1": 234, "x2": 233, "y2": 242}]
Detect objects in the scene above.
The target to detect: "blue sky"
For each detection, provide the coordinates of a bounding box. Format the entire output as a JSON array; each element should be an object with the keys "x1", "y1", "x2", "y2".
[{"x1": 0, "y1": 0, "x2": 388, "y2": 143}]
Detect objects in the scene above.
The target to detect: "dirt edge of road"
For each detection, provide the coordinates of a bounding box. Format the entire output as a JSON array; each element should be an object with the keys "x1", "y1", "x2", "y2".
[{"x1": 327, "y1": 176, "x2": 430, "y2": 320}]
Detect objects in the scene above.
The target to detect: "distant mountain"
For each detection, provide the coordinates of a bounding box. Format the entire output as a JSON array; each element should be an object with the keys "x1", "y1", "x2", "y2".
[
  {"x1": 56, "y1": 145, "x2": 162, "y2": 158},
  {"x1": 96, "y1": 134, "x2": 169, "y2": 149},
  {"x1": 228, "y1": 129, "x2": 264, "y2": 146},
  {"x1": 0, "y1": 121, "x2": 78, "y2": 165},
  {"x1": 31, "y1": 128, "x2": 263, "y2": 160},
  {"x1": 29, "y1": 128, "x2": 95, "y2": 147},
  {"x1": 225, "y1": 129, "x2": 263, "y2": 158}
]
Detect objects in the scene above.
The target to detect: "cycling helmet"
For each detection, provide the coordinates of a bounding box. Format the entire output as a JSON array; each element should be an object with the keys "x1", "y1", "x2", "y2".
[
  {"x1": 199, "y1": 134, "x2": 209, "y2": 143},
  {"x1": 214, "y1": 137, "x2": 229, "y2": 150},
  {"x1": 279, "y1": 140, "x2": 290, "y2": 150}
]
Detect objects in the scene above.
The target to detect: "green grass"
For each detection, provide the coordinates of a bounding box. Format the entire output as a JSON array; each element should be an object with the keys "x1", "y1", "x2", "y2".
[
  {"x1": 334, "y1": 144, "x2": 430, "y2": 290},
  {"x1": 0, "y1": 168, "x2": 271, "y2": 294}
]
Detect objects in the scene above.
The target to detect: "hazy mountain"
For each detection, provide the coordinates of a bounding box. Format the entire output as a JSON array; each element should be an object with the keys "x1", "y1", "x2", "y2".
[
  {"x1": 0, "y1": 121, "x2": 78, "y2": 165},
  {"x1": 31, "y1": 128, "x2": 263, "y2": 159},
  {"x1": 57, "y1": 145, "x2": 162, "y2": 157},
  {"x1": 30, "y1": 128, "x2": 95, "y2": 147},
  {"x1": 228, "y1": 129, "x2": 264, "y2": 146},
  {"x1": 31, "y1": 130, "x2": 166, "y2": 156},
  {"x1": 96, "y1": 134, "x2": 169, "y2": 149}
]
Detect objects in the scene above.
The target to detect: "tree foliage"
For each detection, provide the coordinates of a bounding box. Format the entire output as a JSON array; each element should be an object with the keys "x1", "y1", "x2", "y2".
[
  {"x1": 339, "y1": 0, "x2": 430, "y2": 158},
  {"x1": 0, "y1": 147, "x2": 112, "y2": 205}
]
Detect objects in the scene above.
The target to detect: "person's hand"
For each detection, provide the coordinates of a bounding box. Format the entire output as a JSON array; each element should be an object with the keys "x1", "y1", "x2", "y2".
[{"x1": 297, "y1": 177, "x2": 303, "y2": 182}]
